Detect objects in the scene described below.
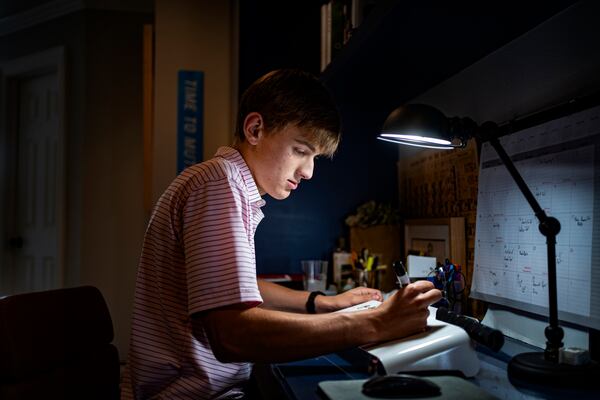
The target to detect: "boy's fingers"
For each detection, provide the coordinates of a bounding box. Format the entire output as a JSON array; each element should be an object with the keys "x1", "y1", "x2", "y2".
[
  {"x1": 419, "y1": 288, "x2": 443, "y2": 306},
  {"x1": 408, "y1": 280, "x2": 435, "y2": 292},
  {"x1": 360, "y1": 288, "x2": 382, "y2": 298}
]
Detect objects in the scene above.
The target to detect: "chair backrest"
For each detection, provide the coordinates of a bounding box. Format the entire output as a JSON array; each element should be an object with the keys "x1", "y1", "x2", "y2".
[{"x1": 0, "y1": 285, "x2": 120, "y2": 399}]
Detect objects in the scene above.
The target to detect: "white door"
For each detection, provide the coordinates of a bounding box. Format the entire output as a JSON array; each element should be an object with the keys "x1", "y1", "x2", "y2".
[{"x1": 1, "y1": 72, "x2": 63, "y2": 295}]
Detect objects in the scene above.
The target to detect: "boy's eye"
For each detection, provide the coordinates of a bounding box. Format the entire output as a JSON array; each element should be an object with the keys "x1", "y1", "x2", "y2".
[{"x1": 294, "y1": 147, "x2": 307, "y2": 155}]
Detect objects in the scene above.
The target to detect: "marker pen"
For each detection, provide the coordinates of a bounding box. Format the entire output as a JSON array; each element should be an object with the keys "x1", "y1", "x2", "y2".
[{"x1": 393, "y1": 260, "x2": 410, "y2": 288}]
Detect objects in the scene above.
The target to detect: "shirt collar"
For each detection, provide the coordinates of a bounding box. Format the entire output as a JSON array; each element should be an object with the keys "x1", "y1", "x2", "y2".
[{"x1": 214, "y1": 146, "x2": 265, "y2": 207}]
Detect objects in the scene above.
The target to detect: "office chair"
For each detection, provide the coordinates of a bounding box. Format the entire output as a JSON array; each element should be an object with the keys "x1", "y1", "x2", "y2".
[{"x1": 0, "y1": 285, "x2": 120, "y2": 399}]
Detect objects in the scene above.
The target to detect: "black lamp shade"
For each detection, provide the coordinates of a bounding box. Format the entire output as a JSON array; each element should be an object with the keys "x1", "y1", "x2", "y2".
[{"x1": 378, "y1": 104, "x2": 467, "y2": 149}]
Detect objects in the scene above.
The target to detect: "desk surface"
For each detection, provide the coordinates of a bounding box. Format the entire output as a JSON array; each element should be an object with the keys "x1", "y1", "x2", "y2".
[{"x1": 254, "y1": 338, "x2": 600, "y2": 400}]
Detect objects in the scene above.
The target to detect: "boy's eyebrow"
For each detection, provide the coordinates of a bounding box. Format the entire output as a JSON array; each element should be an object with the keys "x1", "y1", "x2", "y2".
[{"x1": 294, "y1": 138, "x2": 317, "y2": 152}]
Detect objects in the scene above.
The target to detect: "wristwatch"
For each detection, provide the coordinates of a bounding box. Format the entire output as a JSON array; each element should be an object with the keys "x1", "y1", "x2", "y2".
[{"x1": 306, "y1": 291, "x2": 325, "y2": 314}]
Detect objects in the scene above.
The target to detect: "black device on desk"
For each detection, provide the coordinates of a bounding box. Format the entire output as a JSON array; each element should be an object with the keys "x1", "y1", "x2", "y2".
[
  {"x1": 435, "y1": 307, "x2": 504, "y2": 352},
  {"x1": 362, "y1": 374, "x2": 441, "y2": 398},
  {"x1": 317, "y1": 369, "x2": 500, "y2": 400}
]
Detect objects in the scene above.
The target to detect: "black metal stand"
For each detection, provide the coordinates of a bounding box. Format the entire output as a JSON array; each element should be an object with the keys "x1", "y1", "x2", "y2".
[{"x1": 485, "y1": 135, "x2": 600, "y2": 389}]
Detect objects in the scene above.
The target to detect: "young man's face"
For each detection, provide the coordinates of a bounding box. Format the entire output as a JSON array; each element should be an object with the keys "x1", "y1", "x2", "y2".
[{"x1": 250, "y1": 124, "x2": 321, "y2": 200}]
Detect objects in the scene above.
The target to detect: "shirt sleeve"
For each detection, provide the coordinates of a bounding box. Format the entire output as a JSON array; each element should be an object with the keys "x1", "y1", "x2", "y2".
[{"x1": 182, "y1": 177, "x2": 263, "y2": 315}]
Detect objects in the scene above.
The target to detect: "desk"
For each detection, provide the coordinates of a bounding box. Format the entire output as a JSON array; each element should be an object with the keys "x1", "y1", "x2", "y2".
[{"x1": 253, "y1": 338, "x2": 600, "y2": 400}]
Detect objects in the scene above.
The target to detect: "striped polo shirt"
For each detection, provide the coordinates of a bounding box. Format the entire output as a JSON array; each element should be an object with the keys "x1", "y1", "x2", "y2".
[{"x1": 122, "y1": 147, "x2": 265, "y2": 399}]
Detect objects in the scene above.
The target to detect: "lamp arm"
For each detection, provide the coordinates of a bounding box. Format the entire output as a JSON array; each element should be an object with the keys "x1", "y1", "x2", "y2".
[
  {"x1": 485, "y1": 133, "x2": 563, "y2": 361},
  {"x1": 487, "y1": 137, "x2": 546, "y2": 219}
]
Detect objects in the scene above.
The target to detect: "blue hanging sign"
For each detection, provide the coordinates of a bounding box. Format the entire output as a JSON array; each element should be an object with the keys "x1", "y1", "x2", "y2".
[{"x1": 177, "y1": 70, "x2": 204, "y2": 173}]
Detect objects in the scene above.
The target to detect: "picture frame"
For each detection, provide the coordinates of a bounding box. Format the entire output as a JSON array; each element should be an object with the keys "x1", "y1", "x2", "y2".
[{"x1": 403, "y1": 217, "x2": 466, "y2": 267}]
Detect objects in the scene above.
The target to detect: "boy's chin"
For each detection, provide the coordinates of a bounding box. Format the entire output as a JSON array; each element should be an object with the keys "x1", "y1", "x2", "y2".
[{"x1": 270, "y1": 190, "x2": 292, "y2": 200}]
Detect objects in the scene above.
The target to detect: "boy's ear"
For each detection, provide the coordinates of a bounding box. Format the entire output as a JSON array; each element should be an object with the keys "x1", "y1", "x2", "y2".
[{"x1": 243, "y1": 112, "x2": 263, "y2": 145}]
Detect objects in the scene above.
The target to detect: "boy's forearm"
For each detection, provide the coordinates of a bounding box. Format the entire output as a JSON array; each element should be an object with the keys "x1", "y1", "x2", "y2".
[
  {"x1": 199, "y1": 281, "x2": 440, "y2": 364},
  {"x1": 258, "y1": 278, "x2": 383, "y2": 314},
  {"x1": 199, "y1": 305, "x2": 381, "y2": 363},
  {"x1": 257, "y1": 279, "x2": 310, "y2": 313}
]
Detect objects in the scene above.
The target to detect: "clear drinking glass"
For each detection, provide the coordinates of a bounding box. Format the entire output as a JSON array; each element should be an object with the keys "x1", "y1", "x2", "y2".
[{"x1": 301, "y1": 260, "x2": 328, "y2": 292}]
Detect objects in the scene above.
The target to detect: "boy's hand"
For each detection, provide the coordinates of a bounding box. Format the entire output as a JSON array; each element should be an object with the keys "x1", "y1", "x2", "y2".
[
  {"x1": 316, "y1": 287, "x2": 382, "y2": 313},
  {"x1": 373, "y1": 281, "x2": 442, "y2": 341}
]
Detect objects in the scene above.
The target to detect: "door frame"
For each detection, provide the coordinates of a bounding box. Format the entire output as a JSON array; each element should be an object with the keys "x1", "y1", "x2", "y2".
[{"x1": 0, "y1": 47, "x2": 66, "y2": 290}]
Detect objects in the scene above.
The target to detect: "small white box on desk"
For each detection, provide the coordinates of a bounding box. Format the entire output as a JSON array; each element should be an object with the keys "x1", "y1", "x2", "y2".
[
  {"x1": 406, "y1": 255, "x2": 437, "y2": 278},
  {"x1": 363, "y1": 306, "x2": 480, "y2": 377}
]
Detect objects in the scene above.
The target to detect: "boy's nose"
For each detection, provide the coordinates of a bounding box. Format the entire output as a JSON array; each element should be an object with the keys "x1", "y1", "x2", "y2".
[{"x1": 298, "y1": 159, "x2": 314, "y2": 181}]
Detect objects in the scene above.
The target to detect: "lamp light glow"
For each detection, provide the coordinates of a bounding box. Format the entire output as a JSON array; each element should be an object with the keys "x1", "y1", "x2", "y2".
[
  {"x1": 376, "y1": 136, "x2": 455, "y2": 150},
  {"x1": 380, "y1": 133, "x2": 452, "y2": 145}
]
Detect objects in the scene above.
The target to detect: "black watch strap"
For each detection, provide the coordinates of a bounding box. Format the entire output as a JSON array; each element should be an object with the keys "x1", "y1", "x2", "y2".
[{"x1": 306, "y1": 291, "x2": 325, "y2": 314}]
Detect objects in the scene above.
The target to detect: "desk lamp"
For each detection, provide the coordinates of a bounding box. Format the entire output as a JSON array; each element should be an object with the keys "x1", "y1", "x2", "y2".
[{"x1": 378, "y1": 103, "x2": 598, "y2": 390}]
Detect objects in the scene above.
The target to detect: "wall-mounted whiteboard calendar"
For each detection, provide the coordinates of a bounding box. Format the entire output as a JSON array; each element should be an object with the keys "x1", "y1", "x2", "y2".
[{"x1": 471, "y1": 104, "x2": 600, "y2": 330}]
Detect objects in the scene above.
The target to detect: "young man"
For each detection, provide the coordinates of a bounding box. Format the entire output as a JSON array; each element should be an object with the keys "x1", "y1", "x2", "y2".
[{"x1": 121, "y1": 69, "x2": 442, "y2": 399}]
